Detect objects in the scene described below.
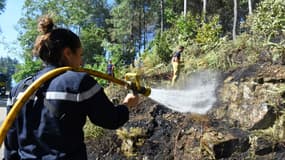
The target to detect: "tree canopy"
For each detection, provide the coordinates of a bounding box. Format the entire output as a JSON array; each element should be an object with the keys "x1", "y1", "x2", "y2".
[
  {"x1": 0, "y1": 0, "x2": 5, "y2": 14},
  {"x1": 7, "y1": 0, "x2": 284, "y2": 84}
]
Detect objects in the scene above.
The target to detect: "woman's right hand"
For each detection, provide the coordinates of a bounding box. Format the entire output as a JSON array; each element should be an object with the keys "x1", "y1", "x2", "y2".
[{"x1": 122, "y1": 93, "x2": 139, "y2": 108}]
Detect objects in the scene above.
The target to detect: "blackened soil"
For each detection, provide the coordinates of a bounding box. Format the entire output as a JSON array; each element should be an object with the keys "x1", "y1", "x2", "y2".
[{"x1": 85, "y1": 96, "x2": 205, "y2": 160}]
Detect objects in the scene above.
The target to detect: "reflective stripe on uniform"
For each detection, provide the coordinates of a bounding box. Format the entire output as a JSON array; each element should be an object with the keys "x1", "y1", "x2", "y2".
[
  {"x1": 7, "y1": 84, "x2": 101, "y2": 106},
  {"x1": 6, "y1": 97, "x2": 14, "y2": 106},
  {"x1": 7, "y1": 92, "x2": 37, "y2": 106},
  {"x1": 45, "y1": 84, "x2": 101, "y2": 102}
]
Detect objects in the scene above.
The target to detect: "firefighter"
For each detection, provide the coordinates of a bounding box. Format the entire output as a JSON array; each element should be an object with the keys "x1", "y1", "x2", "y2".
[
  {"x1": 106, "y1": 60, "x2": 115, "y2": 77},
  {"x1": 171, "y1": 46, "x2": 184, "y2": 86},
  {"x1": 106, "y1": 60, "x2": 115, "y2": 85},
  {"x1": 4, "y1": 15, "x2": 139, "y2": 160}
]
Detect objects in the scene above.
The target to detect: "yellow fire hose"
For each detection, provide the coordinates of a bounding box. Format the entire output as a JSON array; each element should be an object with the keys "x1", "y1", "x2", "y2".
[{"x1": 0, "y1": 66, "x2": 151, "y2": 146}]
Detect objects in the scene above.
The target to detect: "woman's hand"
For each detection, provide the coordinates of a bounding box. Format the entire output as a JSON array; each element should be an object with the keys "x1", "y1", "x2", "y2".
[{"x1": 122, "y1": 93, "x2": 139, "y2": 108}]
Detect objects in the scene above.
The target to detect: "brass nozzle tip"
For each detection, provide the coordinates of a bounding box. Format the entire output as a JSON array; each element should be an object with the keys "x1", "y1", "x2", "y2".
[{"x1": 143, "y1": 87, "x2": 151, "y2": 97}]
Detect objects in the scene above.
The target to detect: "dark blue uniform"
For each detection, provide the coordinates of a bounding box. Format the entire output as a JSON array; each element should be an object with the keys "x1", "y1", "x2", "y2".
[
  {"x1": 106, "y1": 64, "x2": 114, "y2": 77},
  {"x1": 172, "y1": 50, "x2": 182, "y2": 61},
  {"x1": 4, "y1": 65, "x2": 129, "y2": 160}
]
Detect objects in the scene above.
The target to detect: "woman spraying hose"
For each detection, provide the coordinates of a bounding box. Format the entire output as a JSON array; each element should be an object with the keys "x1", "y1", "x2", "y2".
[{"x1": 4, "y1": 15, "x2": 139, "y2": 160}]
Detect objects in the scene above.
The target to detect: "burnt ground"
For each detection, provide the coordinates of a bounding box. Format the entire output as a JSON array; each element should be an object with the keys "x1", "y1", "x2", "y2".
[
  {"x1": 85, "y1": 95, "x2": 212, "y2": 160},
  {"x1": 85, "y1": 63, "x2": 285, "y2": 160}
]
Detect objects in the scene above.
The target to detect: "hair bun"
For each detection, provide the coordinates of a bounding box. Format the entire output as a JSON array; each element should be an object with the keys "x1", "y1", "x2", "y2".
[{"x1": 37, "y1": 15, "x2": 54, "y2": 34}]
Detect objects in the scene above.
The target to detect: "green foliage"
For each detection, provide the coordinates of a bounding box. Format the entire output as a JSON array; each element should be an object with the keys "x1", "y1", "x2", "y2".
[
  {"x1": 167, "y1": 13, "x2": 199, "y2": 42},
  {"x1": 84, "y1": 55, "x2": 108, "y2": 86},
  {"x1": 101, "y1": 39, "x2": 124, "y2": 62},
  {"x1": 195, "y1": 16, "x2": 222, "y2": 46},
  {"x1": 107, "y1": 0, "x2": 132, "y2": 42},
  {"x1": 0, "y1": 0, "x2": 5, "y2": 14},
  {"x1": 146, "y1": 14, "x2": 200, "y2": 65},
  {"x1": 198, "y1": 34, "x2": 262, "y2": 71},
  {"x1": 106, "y1": 0, "x2": 140, "y2": 65},
  {"x1": 84, "y1": 118, "x2": 105, "y2": 138},
  {"x1": 0, "y1": 57, "x2": 18, "y2": 89},
  {"x1": 175, "y1": 14, "x2": 199, "y2": 41},
  {"x1": 134, "y1": 0, "x2": 285, "y2": 87},
  {"x1": 17, "y1": 17, "x2": 38, "y2": 51},
  {"x1": 142, "y1": 50, "x2": 167, "y2": 75},
  {"x1": 84, "y1": 52, "x2": 129, "y2": 87},
  {"x1": 101, "y1": 39, "x2": 133, "y2": 78},
  {"x1": 151, "y1": 32, "x2": 172, "y2": 64},
  {"x1": 164, "y1": 8, "x2": 176, "y2": 25},
  {"x1": 81, "y1": 25, "x2": 106, "y2": 65},
  {"x1": 145, "y1": 13, "x2": 222, "y2": 71},
  {"x1": 0, "y1": 57, "x2": 18, "y2": 74},
  {"x1": 18, "y1": 0, "x2": 111, "y2": 71},
  {"x1": 248, "y1": 0, "x2": 285, "y2": 64},
  {"x1": 13, "y1": 57, "x2": 42, "y2": 82},
  {"x1": 12, "y1": 0, "x2": 285, "y2": 87},
  {"x1": 250, "y1": 0, "x2": 285, "y2": 41}
]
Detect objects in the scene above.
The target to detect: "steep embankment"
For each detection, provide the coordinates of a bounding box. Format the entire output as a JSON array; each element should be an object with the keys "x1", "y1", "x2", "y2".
[{"x1": 86, "y1": 64, "x2": 285, "y2": 160}]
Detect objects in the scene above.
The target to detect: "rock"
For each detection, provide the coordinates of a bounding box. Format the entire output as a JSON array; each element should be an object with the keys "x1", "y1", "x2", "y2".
[
  {"x1": 212, "y1": 65, "x2": 285, "y2": 130},
  {"x1": 250, "y1": 105, "x2": 279, "y2": 130}
]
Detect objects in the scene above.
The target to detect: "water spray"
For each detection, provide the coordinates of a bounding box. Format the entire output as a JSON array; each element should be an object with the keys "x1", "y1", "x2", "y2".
[{"x1": 149, "y1": 70, "x2": 221, "y2": 114}]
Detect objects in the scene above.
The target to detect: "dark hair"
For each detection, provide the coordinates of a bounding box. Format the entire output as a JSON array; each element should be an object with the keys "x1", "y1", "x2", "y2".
[
  {"x1": 179, "y1": 46, "x2": 184, "y2": 50},
  {"x1": 33, "y1": 15, "x2": 81, "y2": 66}
]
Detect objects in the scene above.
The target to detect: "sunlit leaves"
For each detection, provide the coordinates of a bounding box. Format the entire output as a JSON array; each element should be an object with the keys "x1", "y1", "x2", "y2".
[
  {"x1": 196, "y1": 16, "x2": 222, "y2": 45},
  {"x1": 250, "y1": 0, "x2": 285, "y2": 40},
  {"x1": 15, "y1": 0, "x2": 110, "y2": 80}
]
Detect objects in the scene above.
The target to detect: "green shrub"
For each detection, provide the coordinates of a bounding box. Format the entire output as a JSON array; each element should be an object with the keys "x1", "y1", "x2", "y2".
[
  {"x1": 13, "y1": 57, "x2": 43, "y2": 82},
  {"x1": 195, "y1": 15, "x2": 222, "y2": 46},
  {"x1": 84, "y1": 118, "x2": 105, "y2": 138},
  {"x1": 249, "y1": 0, "x2": 285, "y2": 40}
]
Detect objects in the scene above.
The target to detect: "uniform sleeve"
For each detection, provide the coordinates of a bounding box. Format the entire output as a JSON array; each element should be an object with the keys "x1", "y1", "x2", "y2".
[
  {"x1": 81, "y1": 75, "x2": 129, "y2": 129},
  {"x1": 4, "y1": 89, "x2": 20, "y2": 160}
]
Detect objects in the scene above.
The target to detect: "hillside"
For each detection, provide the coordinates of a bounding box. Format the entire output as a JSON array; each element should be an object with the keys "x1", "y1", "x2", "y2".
[{"x1": 85, "y1": 63, "x2": 285, "y2": 159}]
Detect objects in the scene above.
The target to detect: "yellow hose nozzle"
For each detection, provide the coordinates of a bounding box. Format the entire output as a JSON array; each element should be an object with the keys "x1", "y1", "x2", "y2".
[
  {"x1": 140, "y1": 86, "x2": 151, "y2": 97},
  {"x1": 128, "y1": 82, "x2": 151, "y2": 96},
  {"x1": 125, "y1": 73, "x2": 151, "y2": 96}
]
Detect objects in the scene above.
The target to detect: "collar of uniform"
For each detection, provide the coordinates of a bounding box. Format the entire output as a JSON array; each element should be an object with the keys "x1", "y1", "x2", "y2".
[{"x1": 35, "y1": 65, "x2": 58, "y2": 79}]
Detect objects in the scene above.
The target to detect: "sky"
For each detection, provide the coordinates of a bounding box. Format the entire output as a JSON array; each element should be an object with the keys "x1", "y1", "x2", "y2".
[
  {"x1": 0, "y1": 0, "x2": 115, "y2": 63},
  {"x1": 0, "y1": 0, "x2": 24, "y2": 62}
]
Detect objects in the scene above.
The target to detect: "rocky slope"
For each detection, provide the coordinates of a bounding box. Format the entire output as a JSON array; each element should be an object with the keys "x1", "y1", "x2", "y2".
[{"x1": 86, "y1": 64, "x2": 285, "y2": 160}]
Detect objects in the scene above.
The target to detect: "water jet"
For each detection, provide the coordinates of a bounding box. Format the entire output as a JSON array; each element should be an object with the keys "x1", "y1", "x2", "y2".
[{"x1": 149, "y1": 70, "x2": 221, "y2": 114}]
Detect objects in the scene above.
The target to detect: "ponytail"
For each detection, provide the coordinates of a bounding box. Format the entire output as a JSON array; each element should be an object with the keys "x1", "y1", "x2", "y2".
[{"x1": 33, "y1": 15, "x2": 81, "y2": 66}]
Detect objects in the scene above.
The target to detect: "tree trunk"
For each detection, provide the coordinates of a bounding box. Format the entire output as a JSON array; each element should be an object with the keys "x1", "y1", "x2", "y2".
[
  {"x1": 138, "y1": 0, "x2": 142, "y2": 56},
  {"x1": 160, "y1": 0, "x2": 164, "y2": 34},
  {"x1": 202, "y1": 0, "x2": 207, "y2": 22},
  {"x1": 143, "y1": 0, "x2": 146, "y2": 50},
  {"x1": 184, "y1": 0, "x2": 187, "y2": 17},
  {"x1": 248, "y1": 0, "x2": 252, "y2": 15},
  {"x1": 233, "y1": 0, "x2": 237, "y2": 40}
]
